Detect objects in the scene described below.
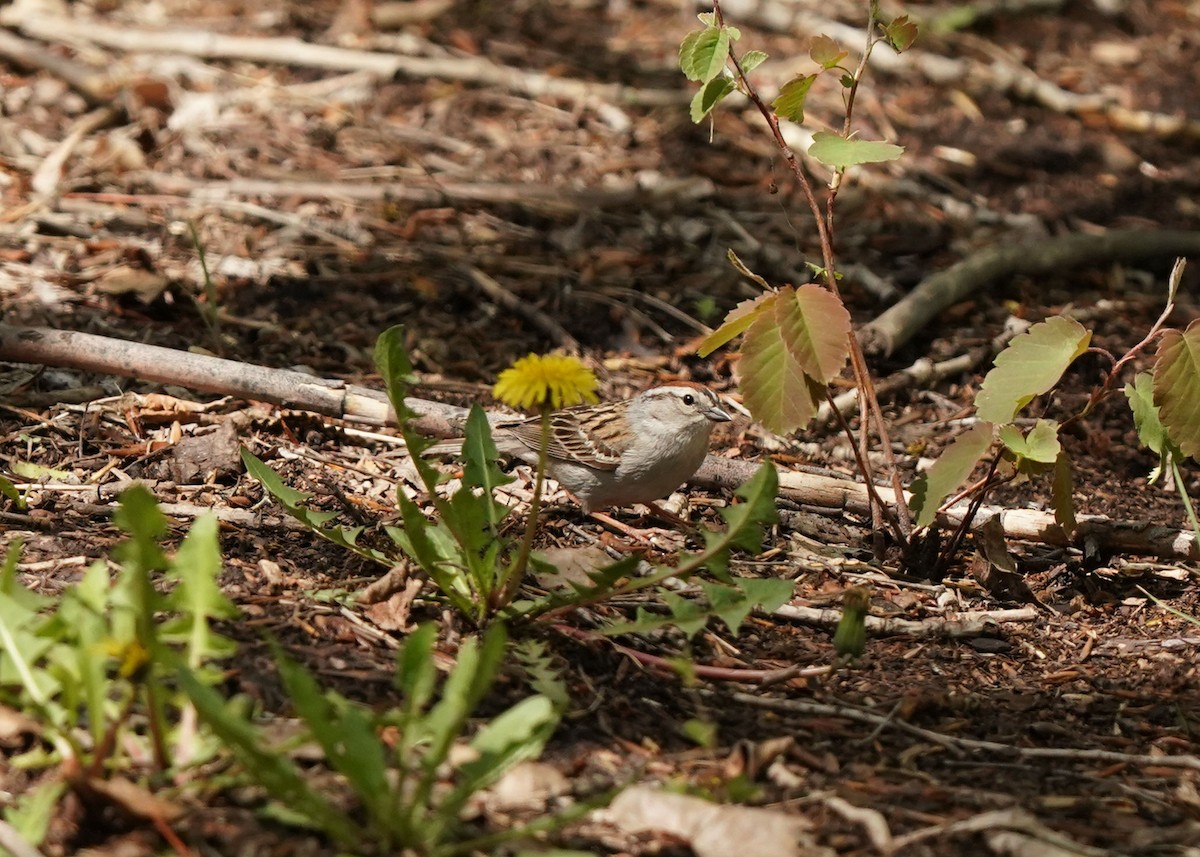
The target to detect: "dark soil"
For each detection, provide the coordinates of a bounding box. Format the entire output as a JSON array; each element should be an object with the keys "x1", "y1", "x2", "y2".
[{"x1": 2, "y1": 0, "x2": 1200, "y2": 854}]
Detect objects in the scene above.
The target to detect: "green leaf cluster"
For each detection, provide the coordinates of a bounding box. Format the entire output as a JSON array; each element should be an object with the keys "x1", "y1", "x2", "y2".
[
  {"x1": 179, "y1": 622, "x2": 562, "y2": 855},
  {"x1": 1127, "y1": 371, "x2": 1181, "y2": 481},
  {"x1": 247, "y1": 326, "x2": 528, "y2": 626},
  {"x1": 0, "y1": 484, "x2": 569, "y2": 856},
  {"x1": 0, "y1": 487, "x2": 236, "y2": 845},
  {"x1": 910, "y1": 317, "x2": 1094, "y2": 532},
  {"x1": 678, "y1": 17, "x2": 744, "y2": 122},
  {"x1": 911, "y1": 260, "x2": 1200, "y2": 552},
  {"x1": 595, "y1": 463, "x2": 783, "y2": 637},
  {"x1": 603, "y1": 576, "x2": 791, "y2": 639}
]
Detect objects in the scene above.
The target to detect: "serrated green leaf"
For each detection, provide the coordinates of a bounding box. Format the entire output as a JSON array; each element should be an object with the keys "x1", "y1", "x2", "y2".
[
  {"x1": 703, "y1": 577, "x2": 791, "y2": 636},
  {"x1": 738, "y1": 306, "x2": 824, "y2": 435},
  {"x1": 396, "y1": 492, "x2": 476, "y2": 613},
  {"x1": 454, "y1": 694, "x2": 557, "y2": 801},
  {"x1": 462, "y1": 405, "x2": 507, "y2": 493},
  {"x1": 511, "y1": 639, "x2": 569, "y2": 711},
  {"x1": 241, "y1": 447, "x2": 312, "y2": 507},
  {"x1": 725, "y1": 25, "x2": 741, "y2": 40},
  {"x1": 176, "y1": 662, "x2": 359, "y2": 846},
  {"x1": 274, "y1": 645, "x2": 391, "y2": 820},
  {"x1": 663, "y1": 590, "x2": 710, "y2": 637},
  {"x1": 718, "y1": 462, "x2": 779, "y2": 556},
  {"x1": 1051, "y1": 451, "x2": 1077, "y2": 536},
  {"x1": 1025, "y1": 419, "x2": 1061, "y2": 462},
  {"x1": 599, "y1": 607, "x2": 677, "y2": 637},
  {"x1": 1125, "y1": 371, "x2": 1181, "y2": 479},
  {"x1": 809, "y1": 34, "x2": 846, "y2": 69},
  {"x1": 910, "y1": 422, "x2": 993, "y2": 528},
  {"x1": 690, "y1": 76, "x2": 736, "y2": 122},
  {"x1": 809, "y1": 131, "x2": 904, "y2": 167},
  {"x1": 974, "y1": 316, "x2": 1092, "y2": 424},
  {"x1": 679, "y1": 29, "x2": 705, "y2": 76},
  {"x1": 1154, "y1": 320, "x2": 1200, "y2": 461},
  {"x1": 771, "y1": 74, "x2": 817, "y2": 123},
  {"x1": 1126, "y1": 372, "x2": 1167, "y2": 454},
  {"x1": 242, "y1": 448, "x2": 397, "y2": 567},
  {"x1": 113, "y1": 484, "x2": 168, "y2": 564},
  {"x1": 573, "y1": 555, "x2": 639, "y2": 598},
  {"x1": 4, "y1": 779, "x2": 66, "y2": 847},
  {"x1": 703, "y1": 583, "x2": 750, "y2": 635},
  {"x1": 731, "y1": 285, "x2": 848, "y2": 434},
  {"x1": 163, "y1": 513, "x2": 239, "y2": 668},
  {"x1": 396, "y1": 623, "x2": 438, "y2": 717},
  {"x1": 376, "y1": 329, "x2": 445, "y2": 497},
  {"x1": 739, "y1": 49, "x2": 768, "y2": 74},
  {"x1": 425, "y1": 626, "x2": 507, "y2": 766},
  {"x1": 697, "y1": 292, "x2": 777, "y2": 357},
  {"x1": 681, "y1": 26, "x2": 730, "y2": 83},
  {"x1": 697, "y1": 12, "x2": 715, "y2": 26},
  {"x1": 461, "y1": 404, "x2": 513, "y2": 535},
  {"x1": 883, "y1": 14, "x2": 919, "y2": 52},
  {"x1": 998, "y1": 419, "x2": 1061, "y2": 468},
  {"x1": 0, "y1": 589, "x2": 56, "y2": 705},
  {"x1": 737, "y1": 577, "x2": 794, "y2": 613},
  {"x1": 777, "y1": 284, "x2": 852, "y2": 382},
  {"x1": 1, "y1": 542, "x2": 47, "y2": 613},
  {"x1": 374, "y1": 325, "x2": 419, "y2": 425}
]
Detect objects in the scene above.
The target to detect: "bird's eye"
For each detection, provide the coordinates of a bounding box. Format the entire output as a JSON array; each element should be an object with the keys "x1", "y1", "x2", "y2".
[{"x1": 683, "y1": 394, "x2": 695, "y2": 405}]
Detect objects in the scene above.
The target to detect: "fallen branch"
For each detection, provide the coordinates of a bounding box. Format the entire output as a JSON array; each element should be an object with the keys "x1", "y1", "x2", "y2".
[
  {"x1": 467, "y1": 267, "x2": 581, "y2": 353},
  {"x1": 890, "y1": 807, "x2": 1111, "y2": 857},
  {"x1": 553, "y1": 624, "x2": 832, "y2": 684},
  {"x1": 0, "y1": 27, "x2": 110, "y2": 107},
  {"x1": 699, "y1": 455, "x2": 1200, "y2": 561},
  {"x1": 370, "y1": 0, "x2": 453, "y2": 29},
  {"x1": 822, "y1": 299, "x2": 1134, "y2": 422},
  {"x1": 133, "y1": 171, "x2": 715, "y2": 216},
  {"x1": 858, "y1": 230, "x2": 1200, "y2": 356},
  {"x1": 7, "y1": 12, "x2": 685, "y2": 115},
  {"x1": 771, "y1": 604, "x2": 1038, "y2": 637},
  {"x1": 814, "y1": 350, "x2": 982, "y2": 423}
]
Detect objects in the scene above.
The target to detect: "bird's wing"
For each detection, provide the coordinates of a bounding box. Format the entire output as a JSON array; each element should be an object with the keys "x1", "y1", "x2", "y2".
[{"x1": 505, "y1": 411, "x2": 624, "y2": 471}]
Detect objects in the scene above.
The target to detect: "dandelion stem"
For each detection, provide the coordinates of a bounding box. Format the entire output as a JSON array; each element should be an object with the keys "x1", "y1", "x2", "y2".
[{"x1": 497, "y1": 407, "x2": 550, "y2": 609}]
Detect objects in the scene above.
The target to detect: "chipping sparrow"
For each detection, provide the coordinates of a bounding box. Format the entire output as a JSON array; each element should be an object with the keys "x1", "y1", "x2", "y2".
[{"x1": 429, "y1": 383, "x2": 731, "y2": 513}]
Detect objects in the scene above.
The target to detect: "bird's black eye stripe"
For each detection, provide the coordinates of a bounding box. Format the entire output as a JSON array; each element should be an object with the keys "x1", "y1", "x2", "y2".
[{"x1": 683, "y1": 394, "x2": 695, "y2": 405}]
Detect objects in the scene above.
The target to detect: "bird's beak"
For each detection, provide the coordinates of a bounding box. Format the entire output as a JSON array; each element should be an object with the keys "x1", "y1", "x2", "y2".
[{"x1": 706, "y1": 401, "x2": 733, "y2": 423}]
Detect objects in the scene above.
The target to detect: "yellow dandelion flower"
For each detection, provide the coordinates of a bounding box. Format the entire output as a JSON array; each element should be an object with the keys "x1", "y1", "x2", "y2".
[
  {"x1": 100, "y1": 638, "x2": 152, "y2": 679},
  {"x1": 493, "y1": 353, "x2": 598, "y2": 411}
]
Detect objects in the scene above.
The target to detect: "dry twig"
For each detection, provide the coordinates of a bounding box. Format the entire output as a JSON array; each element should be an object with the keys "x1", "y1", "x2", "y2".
[{"x1": 727, "y1": 691, "x2": 1200, "y2": 770}]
